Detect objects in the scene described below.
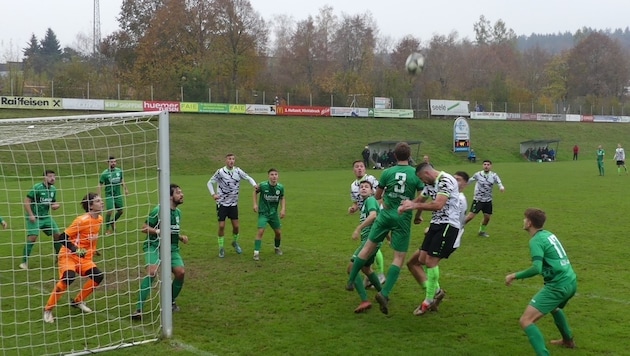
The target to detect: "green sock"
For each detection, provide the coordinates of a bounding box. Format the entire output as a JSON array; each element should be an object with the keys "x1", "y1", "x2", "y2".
[
  {"x1": 353, "y1": 275, "x2": 368, "y2": 301},
  {"x1": 347, "y1": 256, "x2": 366, "y2": 285},
  {"x1": 105, "y1": 214, "x2": 112, "y2": 229},
  {"x1": 425, "y1": 266, "x2": 440, "y2": 301},
  {"x1": 172, "y1": 278, "x2": 184, "y2": 300},
  {"x1": 217, "y1": 236, "x2": 224, "y2": 248},
  {"x1": 274, "y1": 238, "x2": 281, "y2": 248},
  {"x1": 552, "y1": 309, "x2": 573, "y2": 341},
  {"x1": 367, "y1": 272, "x2": 382, "y2": 292},
  {"x1": 381, "y1": 264, "x2": 401, "y2": 298},
  {"x1": 114, "y1": 210, "x2": 123, "y2": 221},
  {"x1": 374, "y1": 249, "x2": 384, "y2": 274},
  {"x1": 524, "y1": 324, "x2": 549, "y2": 356},
  {"x1": 136, "y1": 275, "x2": 155, "y2": 311},
  {"x1": 23, "y1": 241, "x2": 35, "y2": 262},
  {"x1": 233, "y1": 233, "x2": 239, "y2": 242},
  {"x1": 480, "y1": 224, "x2": 487, "y2": 232},
  {"x1": 53, "y1": 241, "x2": 62, "y2": 254},
  {"x1": 618, "y1": 167, "x2": 621, "y2": 174},
  {"x1": 254, "y1": 239, "x2": 262, "y2": 251}
]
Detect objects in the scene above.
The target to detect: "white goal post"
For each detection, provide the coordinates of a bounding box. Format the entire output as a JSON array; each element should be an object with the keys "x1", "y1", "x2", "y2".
[{"x1": 0, "y1": 111, "x2": 172, "y2": 355}]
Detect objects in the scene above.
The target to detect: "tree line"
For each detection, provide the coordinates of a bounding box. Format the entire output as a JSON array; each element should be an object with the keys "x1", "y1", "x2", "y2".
[{"x1": 4, "y1": 0, "x2": 630, "y2": 113}]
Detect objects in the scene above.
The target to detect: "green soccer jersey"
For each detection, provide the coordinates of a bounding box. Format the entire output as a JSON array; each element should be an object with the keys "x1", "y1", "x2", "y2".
[
  {"x1": 26, "y1": 182, "x2": 57, "y2": 218},
  {"x1": 100, "y1": 167, "x2": 124, "y2": 197},
  {"x1": 378, "y1": 164, "x2": 424, "y2": 212},
  {"x1": 257, "y1": 181, "x2": 285, "y2": 215},
  {"x1": 529, "y1": 229, "x2": 576, "y2": 286},
  {"x1": 596, "y1": 149, "x2": 605, "y2": 162},
  {"x1": 145, "y1": 205, "x2": 182, "y2": 251},
  {"x1": 359, "y1": 196, "x2": 379, "y2": 240}
]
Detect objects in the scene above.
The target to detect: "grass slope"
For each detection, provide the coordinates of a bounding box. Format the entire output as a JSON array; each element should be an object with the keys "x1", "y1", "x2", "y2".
[{"x1": 0, "y1": 109, "x2": 628, "y2": 355}]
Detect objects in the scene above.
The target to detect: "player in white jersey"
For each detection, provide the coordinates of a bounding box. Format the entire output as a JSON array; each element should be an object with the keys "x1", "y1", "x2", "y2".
[
  {"x1": 464, "y1": 160, "x2": 505, "y2": 237},
  {"x1": 207, "y1": 153, "x2": 258, "y2": 258},
  {"x1": 614, "y1": 143, "x2": 628, "y2": 175},
  {"x1": 399, "y1": 163, "x2": 461, "y2": 315},
  {"x1": 347, "y1": 160, "x2": 385, "y2": 287}
]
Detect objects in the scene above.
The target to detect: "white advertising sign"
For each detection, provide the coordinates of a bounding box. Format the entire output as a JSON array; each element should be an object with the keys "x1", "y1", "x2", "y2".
[{"x1": 430, "y1": 99, "x2": 470, "y2": 116}]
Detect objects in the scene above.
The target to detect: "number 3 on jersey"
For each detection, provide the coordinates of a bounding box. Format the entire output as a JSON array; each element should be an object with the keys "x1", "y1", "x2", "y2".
[{"x1": 394, "y1": 172, "x2": 407, "y2": 193}]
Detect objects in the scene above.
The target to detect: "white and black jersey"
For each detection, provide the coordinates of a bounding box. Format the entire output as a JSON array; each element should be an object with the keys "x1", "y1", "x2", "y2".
[
  {"x1": 420, "y1": 171, "x2": 460, "y2": 227},
  {"x1": 469, "y1": 171, "x2": 504, "y2": 202},
  {"x1": 350, "y1": 174, "x2": 378, "y2": 209},
  {"x1": 614, "y1": 148, "x2": 625, "y2": 161},
  {"x1": 207, "y1": 166, "x2": 257, "y2": 206}
]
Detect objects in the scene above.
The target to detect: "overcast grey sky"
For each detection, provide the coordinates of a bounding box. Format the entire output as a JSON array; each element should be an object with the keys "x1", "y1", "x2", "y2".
[{"x1": 1, "y1": 0, "x2": 628, "y2": 60}]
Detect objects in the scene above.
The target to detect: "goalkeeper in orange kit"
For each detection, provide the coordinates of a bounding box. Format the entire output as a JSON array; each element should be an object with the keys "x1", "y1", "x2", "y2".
[{"x1": 43, "y1": 193, "x2": 105, "y2": 324}]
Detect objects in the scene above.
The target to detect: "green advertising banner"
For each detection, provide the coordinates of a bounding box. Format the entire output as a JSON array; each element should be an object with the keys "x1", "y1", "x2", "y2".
[
  {"x1": 199, "y1": 103, "x2": 229, "y2": 113},
  {"x1": 373, "y1": 108, "x2": 414, "y2": 118},
  {"x1": 104, "y1": 100, "x2": 144, "y2": 111},
  {"x1": 229, "y1": 104, "x2": 246, "y2": 114},
  {"x1": 0, "y1": 96, "x2": 62, "y2": 110},
  {"x1": 180, "y1": 102, "x2": 199, "y2": 113}
]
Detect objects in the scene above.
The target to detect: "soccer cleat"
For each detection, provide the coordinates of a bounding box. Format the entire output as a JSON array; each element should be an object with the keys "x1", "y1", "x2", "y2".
[
  {"x1": 131, "y1": 309, "x2": 142, "y2": 321},
  {"x1": 378, "y1": 273, "x2": 387, "y2": 286},
  {"x1": 18, "y1": 263, "x2": 28, "y2": 270},
  {"x1": 219, "y1": 247, "x2": 225, "y2": 258},
  {"x1": 550, "y1": 339, "x2": 576, "y2": 349},
  {"x1": 413, "y1": 300, "x2": 433, "y2": 316},
  {"x1": 345, "y1": 281, "x2": 355, "y2": 292},
  {"x1": 43, "y1": 310, "x2": 54, "y2": 324},
  {"x1": 253, "y1": 252, "x2": 260, "y2": 261},
  {"x1": 274, "y1": 247, "x2": 283, "y2": 256},
  {"x1": 431, "y1": 289, "x2": 446, "y2": 312},
  {"x1": 478, "y1": 232, "x2": 490, "y2": 237},
  {"x1": 172, "y1": 302, "x2": 180, "y2": 312},
  {"x1": 231, "y1": 241, "x2": 243, "y2": 254},
  {"x1": 363, "y1": 276, "x2": 372, "y2": 289},
  {"x1": 375, "y1": 292, "x2": 389, "y2": 315},
  {"x1": 354, "y1": 301, "x2": 372, "y2": 313},
  {"x1": 71, "y1": 300, "x2": 93, "y2": 313}
]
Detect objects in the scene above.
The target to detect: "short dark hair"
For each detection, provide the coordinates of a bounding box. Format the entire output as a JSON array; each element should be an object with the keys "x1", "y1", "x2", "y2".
[
  {"x1": 454, "y1": 171, "x2": 469, "y2": 181},
  {"x1": 109, "y1": 156, "x2": 116, "y2": 160},
  {"x1": 170, "y1": 184, "x2": 181, "y2": 196},
  {"x1": 226, "y1": 153, "x2": 235, "y2": 158},
  {"x1": 352, "y1": 160, "x2": 364, "y2": 167},
  {"x1": 44, "y1": 169, "x2": 55, "y2": 176},
  {"x1": 483, "y1": 160, "x2": 492, "y2": 164},
  {"x1": 359, "y1": 180, "x2": 373, "y2": 189},
  {"x1": 394, "y1": 142, "x2": 411, "y2": 161},
  {"x1": 81, "y1": 192, "x2": 99, "y2": 212},
  {"x1": 268, "y1": 168, "x2": 278, "y2": 174},
  {"x1": 524, "y1": 208, "x2": 546, "y2": 229},
  {"x1": 415, "y1": 162, "x2": 433, "y2": 173}
]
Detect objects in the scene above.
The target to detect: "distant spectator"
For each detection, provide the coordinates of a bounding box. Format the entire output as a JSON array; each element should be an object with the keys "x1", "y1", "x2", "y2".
[
  {"x1": 573, "y1": 145, "x2": 579, "y2": 160},
  {"x1": 361, "y1": 146, "x2": 371, "y2": 169},
  {"x1": 548, "y1": 148, "x2": 555, "y2": 161},
  {"x1": 468, "y1": 149, "x2": 477, "y2": 163},
  {"x1": 423, "y1": 155, "x2": 430, "y2": 164},
  {"x1": 387, "y1": 150, "x2": 396, "y2": 166}
]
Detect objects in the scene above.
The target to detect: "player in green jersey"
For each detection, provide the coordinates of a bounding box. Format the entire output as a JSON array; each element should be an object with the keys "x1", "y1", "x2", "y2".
[
  {"x1": 0, "y1": 215, "x2": 7, "y2": 229},
  {"x1": 505, "y1": 208, "x2": 577, "y2": 354},
  {"x1": 252, "y1": 168, "x2": 286, "y2": 261},
  {"x1": 20, "y1": 170, "x2": 62, "y2": 270},
  {"x1": 348, "y1": 180, "x2": 383, "y2": 313},
  {"x1": 132, "y1": 184, "x2": 188, "y2": 320},
  {"x1": 596, "y1": 145, "x2": 605, "y2": 176},
  {"x1": 99, "y1": 156, "x2": 129, "y2": 234},
  {"x1": 346, "y1": 142, "x2": 424, "y2": 315}
]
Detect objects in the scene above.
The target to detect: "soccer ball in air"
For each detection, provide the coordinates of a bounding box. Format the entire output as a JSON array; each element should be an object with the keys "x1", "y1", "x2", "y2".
[{"x1": 405, "y1": 53, "x2": 425, "y2": 75}]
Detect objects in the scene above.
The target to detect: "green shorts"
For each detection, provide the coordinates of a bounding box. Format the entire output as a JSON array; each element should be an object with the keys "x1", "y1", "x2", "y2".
[
  {"x1": 26, "y1": 217, "x2": 60, "y2": 237},
  {"x1": 257, "y1": 213, "x2": 281, "y2": 230},
  {"x1": 143, "y1": 243, "x2": 184, "y2": 268},
  {"x1": 105, "y1": 195, "x2": 124, "y2": 210},
  {"x1": 367, "y1": 208, "x2": 411, "y2": 252},
  {"x1": 529, "y1": 279, "x2": 577, "y2": 314}
]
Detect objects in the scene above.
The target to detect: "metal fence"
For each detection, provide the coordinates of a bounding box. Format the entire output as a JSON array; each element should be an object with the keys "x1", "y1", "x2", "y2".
[{"x1": 2, "y1": 79, "x2": 629, "y2": 117}]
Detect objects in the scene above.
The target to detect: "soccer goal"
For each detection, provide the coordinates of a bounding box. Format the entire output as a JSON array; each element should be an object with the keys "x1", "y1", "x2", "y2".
[{"x1": 0, "y1": 111, "x2": 173, "y2": 355}]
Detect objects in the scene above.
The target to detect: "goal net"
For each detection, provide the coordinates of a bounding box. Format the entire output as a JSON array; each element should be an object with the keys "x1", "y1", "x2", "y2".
[{"x1": 0, "y1": 111, "x2": 172, "y2": 355}]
